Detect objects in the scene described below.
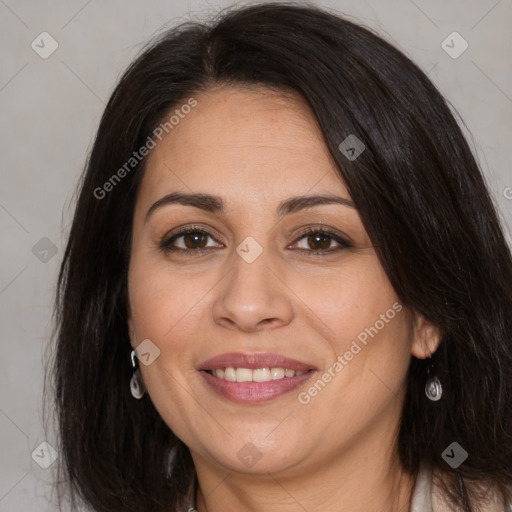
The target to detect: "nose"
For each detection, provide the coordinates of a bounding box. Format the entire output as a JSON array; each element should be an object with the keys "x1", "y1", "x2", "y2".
[{"x1": 211, "y1": 245, "x2": 294, "y2": 333}]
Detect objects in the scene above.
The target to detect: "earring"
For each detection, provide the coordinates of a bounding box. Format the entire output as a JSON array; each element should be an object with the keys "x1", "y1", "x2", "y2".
[
  {"x1": 425, "y1": 353, "x2": 442, "y2": 401},
  {"x1": 130, "y1": 349, "x2": 146, "y2": 399}
]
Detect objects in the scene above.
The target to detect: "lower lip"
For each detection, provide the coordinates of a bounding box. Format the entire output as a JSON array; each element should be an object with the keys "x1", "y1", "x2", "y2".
[{"x1": 200, "y1": 370, "x2": 316, "y2": 403}]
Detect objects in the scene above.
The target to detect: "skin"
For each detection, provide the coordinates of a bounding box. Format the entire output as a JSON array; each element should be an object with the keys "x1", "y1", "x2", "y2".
[{"x1": 127, "y1": 86, "x2": 441, "y2": 512}]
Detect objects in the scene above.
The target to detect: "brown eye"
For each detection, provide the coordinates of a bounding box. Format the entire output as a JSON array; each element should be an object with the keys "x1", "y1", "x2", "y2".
[
  {"x1": 160, "y1": 226, "x2": 352, "y2": 257},
  {"x1": 292, "y1": 229, "x2": 352, "y2": 255},
  {"x1": 182, "y1": 232, "x2": 208, "y2": 249},
  {"x1": 160, "y1": 227, "x2": 223, "y2": 255},
  {"x1": 305, "y1": 233, "x2": 333, "y2": 251}
]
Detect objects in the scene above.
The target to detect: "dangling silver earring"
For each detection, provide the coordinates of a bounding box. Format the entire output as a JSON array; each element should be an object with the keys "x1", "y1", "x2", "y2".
[
  {"x1": 425, "y1": 354, "x2": 442, "y2": 401},
  {"x1": 130, "y1": 349, "x2": 146, "y2": 399}
]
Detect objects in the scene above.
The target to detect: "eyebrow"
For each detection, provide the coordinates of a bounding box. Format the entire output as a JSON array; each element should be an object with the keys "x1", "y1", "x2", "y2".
[{"x1": 144, "y1": 192, "x2": 356, "y2": 223}]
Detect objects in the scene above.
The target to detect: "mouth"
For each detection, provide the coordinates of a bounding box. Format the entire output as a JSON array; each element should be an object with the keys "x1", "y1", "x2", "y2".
[
  {"x1": 205, "y1": 367, "x2": 308, "y2": 381},
  {"x1": 198, "y1": 352, "x2": 317, "y2": 403}
]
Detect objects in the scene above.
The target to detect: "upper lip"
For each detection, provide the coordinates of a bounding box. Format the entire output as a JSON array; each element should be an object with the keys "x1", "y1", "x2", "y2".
[{"x1": 198, "y1": 352, "x2": 316, "y2": 372}]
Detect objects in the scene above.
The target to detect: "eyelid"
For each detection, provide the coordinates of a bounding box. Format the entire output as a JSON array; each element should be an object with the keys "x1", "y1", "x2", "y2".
[
  {"x1": 160, "y1": 224, "x2": 223, "y2": 251},
  {"x1": 159, "y1": 223, "x2": 353, "y2": 255},
  {"x1": 289, "y1": 225, "x2": 353, "y2": 247}
]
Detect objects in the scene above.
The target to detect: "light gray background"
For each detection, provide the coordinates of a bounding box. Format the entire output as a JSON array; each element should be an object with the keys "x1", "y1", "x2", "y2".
[{"x1": 1, "y1": 0, "x2": 511, "y2": 510}]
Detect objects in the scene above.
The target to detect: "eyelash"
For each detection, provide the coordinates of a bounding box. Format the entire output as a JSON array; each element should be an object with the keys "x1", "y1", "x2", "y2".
[{"x1": 159, "y1": 225, "x2": 353, "y2": 257}]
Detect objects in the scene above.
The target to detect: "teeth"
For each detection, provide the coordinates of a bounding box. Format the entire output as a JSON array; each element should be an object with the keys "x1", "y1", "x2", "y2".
[
  {"x1": 224, "y1": 367, "x2": 236, "y2": 381},
  {"x1": 235, "y1": 368, "x2": 252, "y2": 382},
  {"x1": 270, "y1": 367, "x2": 284, "y2": 380},
  {"x1": 211, "y1": 367, "x2": 306, "y2": 382},
  {"x1": 253, "y1": 368, "x2": 270, "y2": 382}
]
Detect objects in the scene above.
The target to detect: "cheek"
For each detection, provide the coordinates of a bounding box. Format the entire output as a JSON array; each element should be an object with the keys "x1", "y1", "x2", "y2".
[
  {"x1": 128, "y1": 250, "x2": 210, "y2": 343},
  {"x1": 292, "y1": 254, "x2": 403, "y2": 352},
  {"x1": 295, "y1": 261, "x2": 411, "y2": 442},
  {"x1": 127, "y1": 256, "x2": 207, "y2": 411},
  {"x1": 296, "y1": 255, "x2": 412, "y2": 404},
  {"x1": 128, "y1": 261, "x2": 210, "y2": 442}
]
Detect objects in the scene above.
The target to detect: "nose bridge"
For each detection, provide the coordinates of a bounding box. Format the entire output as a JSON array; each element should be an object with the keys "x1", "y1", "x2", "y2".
[
  {"x1": 212, "y1": 236, "x2": 293, "y2": 331},
  {"x1": 234, "y1": 238, "x2": 273, "y2": 293}
]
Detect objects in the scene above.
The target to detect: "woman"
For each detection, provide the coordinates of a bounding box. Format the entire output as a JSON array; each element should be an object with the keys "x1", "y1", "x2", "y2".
[{"x1": 49, "y1": 3, "x2": 512, "y2": 511}]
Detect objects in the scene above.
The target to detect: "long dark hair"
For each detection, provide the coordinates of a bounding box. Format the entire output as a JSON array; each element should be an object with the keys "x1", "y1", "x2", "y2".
[{"x1": 47, "y1": 2, "x2": 512, "y2": 511}]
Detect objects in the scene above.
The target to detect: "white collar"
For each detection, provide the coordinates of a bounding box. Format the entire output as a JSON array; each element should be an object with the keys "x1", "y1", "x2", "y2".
[
  {"x1": 410, "y1": 466, "x2": 433, "y2": 512},
  {"x1": 410, "y1": 466, "x2": 511, "y2": 512},
  {"x1": 186, "y1": 466, "x2": 511, "y2": 511}
]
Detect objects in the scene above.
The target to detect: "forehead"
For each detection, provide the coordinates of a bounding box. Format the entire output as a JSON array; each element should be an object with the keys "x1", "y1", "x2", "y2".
[{"x1": 136, "y1": 86, "x2": 349, "y2": 212}]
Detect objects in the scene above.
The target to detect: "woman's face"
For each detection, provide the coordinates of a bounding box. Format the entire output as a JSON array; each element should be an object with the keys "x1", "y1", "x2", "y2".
[{"x1": 127, "y1": 86, "x2": 436, "y2": 477}]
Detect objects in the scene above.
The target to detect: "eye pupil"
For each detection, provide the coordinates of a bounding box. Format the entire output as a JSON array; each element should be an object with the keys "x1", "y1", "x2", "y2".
[
  {"x1": 184, "y1": 232, "x2": 207, "y2": 249},
  {"x1": 308, "y1": 234, "x2": 330, "y2": 250}
]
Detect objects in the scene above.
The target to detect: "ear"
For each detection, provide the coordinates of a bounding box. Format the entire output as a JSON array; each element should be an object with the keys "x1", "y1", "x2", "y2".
[{"x1": 410, "y1": 313, "x2": 442, "y2": 359}]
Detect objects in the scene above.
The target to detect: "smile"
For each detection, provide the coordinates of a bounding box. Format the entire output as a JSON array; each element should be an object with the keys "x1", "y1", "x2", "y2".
[
  {"x1": 198, "y1": 352, "x2": 317, "y2": 403},
  {"x1": 206, "y1": 367, "x2": 306, "y2": 382}
]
